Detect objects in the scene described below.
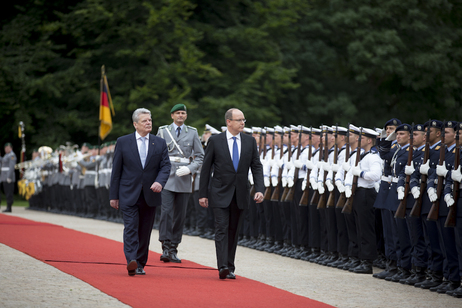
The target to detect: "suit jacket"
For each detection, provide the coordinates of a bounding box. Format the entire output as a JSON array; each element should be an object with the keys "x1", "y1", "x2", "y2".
[
  {"x1": 157, "y1": 124, "x2": 204, "y2": 192},
  {"x1": 109, "y1": 132, "x2": 171, "y2": 207},
  {"x1": 199, "y1": 132, "x2": 264, "y2": 209}
]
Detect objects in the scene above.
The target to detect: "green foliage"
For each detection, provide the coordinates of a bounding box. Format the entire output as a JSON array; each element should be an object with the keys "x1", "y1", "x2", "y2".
[{"x1": 1, "y1": 0, "x2": 462, "y2": 158}]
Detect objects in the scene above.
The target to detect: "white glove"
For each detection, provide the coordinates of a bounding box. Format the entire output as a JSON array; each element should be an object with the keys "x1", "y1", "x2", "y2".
[
  {"x1": 452, "y1": 166, "x2": 462, "y2": 182},
  {"x1": 310, "y1": 177, "x2": 318, "y2": 190},
  {"x1": 306, "y1": 160, "x2": 315, "y2": 170},
  {"x1": 404, "y1": 161, "x2": 415, "y2": 176},
  {"x1": 285, "y1": 161, "x2": 294, "y2": 170},
  {"x1": 176, "y1": 166, "x2": 191, "y2": 177},
  {"x1": 264, "y1": 177, "x2": 270, "y2": 187},
  {"x1": 331, "y1": 163, "x2": 340, "y2": 173},
  {"x1": 301, "y1": 179, "x2": 307, "y2": 191},
  {"x1": 436, "y1": 164, "x2": 448, "y2": 177},
  {"x1": 318, "y1": 183, "x2": 325, "y2": 194},
  {"x1": 277, "y1": 159, "x2": 284, "y2": 168},
  {"x1": 294, "y1": 159, "x2": 303, "y2": 169},
  {"x1": 427, "y1": 187, "x2": 437, "y2": 202},
  {"x1": 336, "y1": 180, "x2": 345, "y2": 193},
  {"x1": 345, "y1": 186, "x2": 352, "y2": 198},
  {"x1": 386, "y1": 131, "x2": 396, "y2": 141},
  {"x1": 444, "y1": 193, "x2": 455, "y2": 207},
  {"x1": 248, "y1": 173, "x2": 254, "y2": 185},
  {"x1": 419, "y1": 161, "x2": 430, "y2": 175},
  {"x1": 342, "y1": 161, "x2": 351, "y2": 172},
  {"x1": 287, "y1": 177, "x2": 294, "y2": 188},
  {"x1": 271, "y1": 176, "x2": 278, "y2": 187},
  {"x1": 374, "y1": 181, "x2": 380, "y2": 193},
  {"x1": 268, "y1": 159, "x2": 275, "y2": 167},
  {"x1": 411, "y1": 186, "x2": 420, "y2": 199},
  {"x1": 282, "y1": 177, "x2": 287, "y2": 187},
  {"x1": 322, "y1": 161, "x2": 331, "y2": 172},
  {"x1": 397, "y1": 186, "x2": 405, "y2": 200},
  {"x1": 7, "y1": 178, "x2": 12, "y2": 183},
  {"x1": 351, "y1": 165, "x2": 362, "y2": 177},
  {"x1": 326, "y1": 180, "x2": 334, "y2": 192},
  {"x1": 380, "y1": 129, "x2": 387, "y2": 139}
]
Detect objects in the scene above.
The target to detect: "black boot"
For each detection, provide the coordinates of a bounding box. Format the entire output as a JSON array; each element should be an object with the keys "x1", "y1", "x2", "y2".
[
  {"x1": 169, "y1": 243, "x2": 182, "y2": 263},
  {"x1": 403, "y1": 266, "x2": 427, "y2": 285},
  {"x1": 418, "y1": 270, "x2": 443, "y2": 289},
  {"x1": 352, "y1": 260, "x2": 373, "y2": 274},
  {"x1": 373, "y1": 259, "x2": 398, "y2": 279},
  {"x1": 160, "y1": 240, "x2": 171, "y2": 262}
]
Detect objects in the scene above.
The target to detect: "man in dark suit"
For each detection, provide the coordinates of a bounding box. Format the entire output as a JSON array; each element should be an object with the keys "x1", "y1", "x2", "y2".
[
  {"x1": 110, "y1": 108, "x2": 171, "y2": 276},
  {"x1": 199, "y1": 108, "x2": 264, "y2": 279}
]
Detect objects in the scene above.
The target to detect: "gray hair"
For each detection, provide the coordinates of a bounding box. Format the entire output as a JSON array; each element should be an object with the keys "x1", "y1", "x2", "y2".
[
  {"x1": 225, "y1": 108, "x2": 238, "y2": 123},
  {"x1": 132, "y1": 108, "x2": 151, "y2": 123}
]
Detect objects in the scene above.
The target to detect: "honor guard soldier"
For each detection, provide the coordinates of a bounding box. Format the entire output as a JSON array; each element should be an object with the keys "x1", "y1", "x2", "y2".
[
  {"x1": 1, "y1": 142, "x2": 17, "y2": 212},
  {"x1": 345, "y1": 126, "x2": 381, "y2": 274},
  {"x1": 157, "y1": 104, "x2": 204, "y2": 263}
]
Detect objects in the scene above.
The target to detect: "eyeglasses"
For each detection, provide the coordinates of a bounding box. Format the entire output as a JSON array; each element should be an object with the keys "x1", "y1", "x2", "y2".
[{"x1": 229, "y1": 119, "x2": 246, "y2": 123}]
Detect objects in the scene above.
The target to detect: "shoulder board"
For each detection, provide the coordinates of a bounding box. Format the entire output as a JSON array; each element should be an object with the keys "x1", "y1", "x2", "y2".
[
  {"x1": 391, "y1": 144, "x2": 398, "y2": 149},
  {"x1": 453, "y1": 148, "x2": 457, "y2": 154},
  {"x1": 406, "y1": 147, "x2": 409, "y2": 152},
  {"x1": 186, "y1": 125, "x2": 197, "y2": 131},
  {"x1": 435, "y1": 146, "x2": 441, "y2": 150},
  {"x1": 11, "y1": 156, "x2": 15, "y2": 160}
]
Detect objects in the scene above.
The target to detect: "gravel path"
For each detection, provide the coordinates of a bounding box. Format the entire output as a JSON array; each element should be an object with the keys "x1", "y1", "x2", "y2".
[{"x1": 1, "y1": 207, "x2": 461, "y2": 308}]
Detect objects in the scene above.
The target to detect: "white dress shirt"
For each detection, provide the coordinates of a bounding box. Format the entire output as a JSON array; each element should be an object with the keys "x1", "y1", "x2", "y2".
[
  {"x1": 226, "y1": 130, "x2": 241, "y2": 162},
  {"x1": 135, "y1": 131, "x2": 149, "y2": 158}
]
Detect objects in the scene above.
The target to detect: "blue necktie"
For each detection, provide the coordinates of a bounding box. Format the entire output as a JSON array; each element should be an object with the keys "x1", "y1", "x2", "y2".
[
  {"x1": 140, "y1": 136, "x2": 146, "y2": 168},
  {"x1": 232, "y1": 136, "x2": 239, "y2": 171}
]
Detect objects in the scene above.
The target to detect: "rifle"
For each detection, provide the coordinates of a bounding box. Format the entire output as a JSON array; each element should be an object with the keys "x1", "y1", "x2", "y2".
[
  {"x1": 310, "y1": 127, "x2": 323, "y2": 206},
  {"x1": 263, "y1": 131, "x2": 274, "y2": 200},
  {"x1": 271, "y1": 130, "x2": 285, "y2": 201},
  {"x1": 250, "y1": 130, "x2": 264, "y2": 197},
  {"x1": 395, "y1": 124, "x2": 414, "y2": 219},
  {"x1": 280, "y1": 130, "x2": 293, "y2": 202},
  {"x1": 317, "y1": 127, "x2": 329, "y2": 209},
  {"x1": 285, "y1": 127, "x2": 302, "y2": 202},
  {"x1": 410, "y1": 121, "x2": 431, "y2": 217},
  {"x1": 427, "y1": 123, "x2": 446, "y2": 221},
  {"x1": 336, "y1": 124, "x2": 350, "y2": 208},
  {"x1": 299, "y1": 128, "x2": 313, "y2": 206},
  {"x1": 445, "y1": 129, "x2": 459, "y2": 227},
  {"x1": 327, "y1": 125, "x2": 339, "y2": 207},
  {"x1": 342, "y1": 128, "x2": 362, "y2": 214}
]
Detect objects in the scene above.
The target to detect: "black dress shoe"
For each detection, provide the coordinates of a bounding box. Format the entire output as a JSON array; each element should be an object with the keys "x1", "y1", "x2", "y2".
[
  {"x1": 127, "y1": 260, "x2": 137, "y2": 276},
  {"x1": 2, "y1": 208, "x2": 11, "y2": 213},
  {"x1": 448, "y1": 285, "x2": 462, "y2": 298},
  {"x1": 219, "y1": 267, "x2": 230, "y2": 279},
  {"x1": 352, "y1": 261, "x2": 373, "y2": 274},
  {"x1": 227, "y1": 271, "x2": 236, "y2": 279},
  {"x1": 136, "y1": 267, "x2": 146, "y2": 275}
]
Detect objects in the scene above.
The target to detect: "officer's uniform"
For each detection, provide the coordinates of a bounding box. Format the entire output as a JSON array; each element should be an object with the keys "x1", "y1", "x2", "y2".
[
  {"x1": 157, "y1": 104, "x2": 204, "y2": 262},
  {"x1": 0, "y1": 145, "x2": 17, "y2": 212}
]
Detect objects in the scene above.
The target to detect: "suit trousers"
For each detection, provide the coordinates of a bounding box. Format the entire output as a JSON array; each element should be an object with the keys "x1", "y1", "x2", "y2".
[
  {"x1": 121, "y1": 190, "x2": 156, "y2": 268},
  {"x1": 213, "y1": 193, "x2": 243, "y2": 272},
  {"x1": 159, "y1": 189, "x2": 189, "y2": 244},
  {"x1": 1, "y1": 182, "x2": 14, "y2": 208}
]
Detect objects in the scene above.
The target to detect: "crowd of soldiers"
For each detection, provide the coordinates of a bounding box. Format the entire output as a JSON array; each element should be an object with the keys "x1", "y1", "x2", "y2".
[{"x1": 17, "y1": 117, "x2": 462, "y2": 299}]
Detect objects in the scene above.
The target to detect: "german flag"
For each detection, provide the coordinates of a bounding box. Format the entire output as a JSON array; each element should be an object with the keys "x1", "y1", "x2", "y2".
[{"x1": 99, "y1": 65, "x2": 115, "y2": 140}]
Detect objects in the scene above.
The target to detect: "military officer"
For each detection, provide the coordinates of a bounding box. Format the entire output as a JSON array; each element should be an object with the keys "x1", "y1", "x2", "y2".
[
  {"x1": 1, "y1": 143, "x2": 17, "y2": 212},
  {"x1": 157, "y1": 104, "x2": 204, "y2": 263}
]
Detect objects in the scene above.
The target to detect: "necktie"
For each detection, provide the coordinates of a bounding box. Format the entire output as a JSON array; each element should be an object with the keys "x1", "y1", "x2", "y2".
[
  {"x1": 140, "y1": 136, "x2": 146, "y2": 168},
  {"x1": 176, "y1": 127, "x2": 181, "y2": 137},
  {"x1": 232, "y1": 136, "x2": 239, "y2": 171}
]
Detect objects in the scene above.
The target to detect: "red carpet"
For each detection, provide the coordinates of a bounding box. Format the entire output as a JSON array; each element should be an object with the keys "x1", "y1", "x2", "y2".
[{"x1": 0, "y1": 214, "x2": 333, "y2": 307}]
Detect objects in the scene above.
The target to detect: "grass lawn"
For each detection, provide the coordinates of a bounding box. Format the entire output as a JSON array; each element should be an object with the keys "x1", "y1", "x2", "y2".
[{"x1": 0, "y1": 194, "x2": 30, "y2": 207}]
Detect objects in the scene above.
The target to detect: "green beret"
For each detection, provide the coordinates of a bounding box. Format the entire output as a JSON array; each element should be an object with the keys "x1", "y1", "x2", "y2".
[
  {"x1": 4, "y1": 142, "x2": 12, "y2": 147},
  {"x1": 170, "y1": 104, "x2": 187, "y2": 113}
]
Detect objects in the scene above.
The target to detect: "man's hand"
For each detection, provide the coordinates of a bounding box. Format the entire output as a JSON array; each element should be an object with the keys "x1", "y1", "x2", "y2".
[
  {"x1": 411, "y1": 186, "x2": 420, "y2": 199},
  {"x1": 150, "y1": 182, "x2": 163, "y2": 193},
  {"x1": 199, "y1": 197, "x2": 209, "y2": 208},
  {"x1": 444, "y1": 194, "x2": 455, "y2": 207},
  {"x1": 427, "y1": 187, "x2": 437, "y2": 202},
  {"x1": 397, "y1": 186, "x2": 405, "y2": 200},
  {"x1": 6, "y1": 178, "x2": 11, "y2": 183},
  {"x1": 271, "y1": 176, "x2": 278, "y2": 187},
  {"x1": 404, "y1": 162, "x2": 415, "y2": 176},
  {"x1": 110, "y1": 199, "x2": 119, "y2": 210},
  {"x1": 419, "y1": 161, "x2": 430, "y2": 175},
  {"x1": 176, "y1": 166, "x2": 191, "y2": 177},
  {"x1": 452, "y1": 166, "x2": 462, "y2": 182},
  {"x1": 254, "y1": 192, "x2": 264, "y2": 204},
  {"x1": 264, "y1": 177, "x2": 270, "y2": 187},
  {"x1": 436, "y1": 164, "x2": 448, "y2": 177}
]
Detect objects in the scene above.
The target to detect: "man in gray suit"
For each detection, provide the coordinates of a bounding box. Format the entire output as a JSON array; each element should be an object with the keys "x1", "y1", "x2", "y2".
[
  {"x1": 1, "y1": 142, "x2": 17, "y2": 212},
  {"x1": 157, "y1": 104, "x2": 204, "y2": 263}
]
